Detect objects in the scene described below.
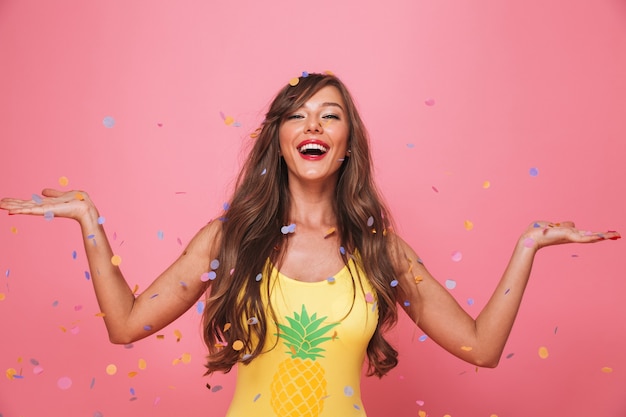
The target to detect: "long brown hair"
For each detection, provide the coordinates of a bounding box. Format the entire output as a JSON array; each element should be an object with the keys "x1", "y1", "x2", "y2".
[{"x1": 202, "y1": 73, "x2": 399, "y2": 377}]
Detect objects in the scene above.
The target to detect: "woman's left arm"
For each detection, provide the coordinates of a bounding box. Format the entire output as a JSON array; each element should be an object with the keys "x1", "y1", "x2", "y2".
[{"x1": 392, "y1": 221, "x2": 620, "y2": 368}]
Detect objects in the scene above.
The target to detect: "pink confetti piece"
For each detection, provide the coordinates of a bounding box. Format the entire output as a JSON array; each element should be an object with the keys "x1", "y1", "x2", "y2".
[
  {"x1": 424, "y1": 98, "x2": 436, "y2": 106},
  {"x1": 451, "y1": 251, "x2": 462, "y2": 262},
  {"x1": 523, "y1": 237, "x2": 535, "y2": 248},
  {"x1": 57, "y1": 376, "x2": 72, "y2": 390}
]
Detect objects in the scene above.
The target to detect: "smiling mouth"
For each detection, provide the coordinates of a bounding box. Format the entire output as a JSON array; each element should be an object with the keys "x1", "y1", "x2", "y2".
[{"x1": 298, "y1": 143, "x2": 328, "y2": 156}]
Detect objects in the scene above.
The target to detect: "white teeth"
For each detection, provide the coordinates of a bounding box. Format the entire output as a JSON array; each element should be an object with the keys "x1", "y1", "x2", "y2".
[{"x1": 298, "y1": 143, "x2": 328, "y2": 153}]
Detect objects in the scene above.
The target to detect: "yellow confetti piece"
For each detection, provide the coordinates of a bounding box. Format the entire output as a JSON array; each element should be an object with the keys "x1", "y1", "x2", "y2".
[
  {"x1": 138, "y1": 359, "x2": 147, "y2": 370},
  {"x1": 128, "y1": 371, "x2": 138, "y2": 378},
  {"x1": 174, "y1": 329, "x2": 182, "y2": 342},
  {"x1": 289, "y1": 77, "x2": 300, "y2": 86},
  {"x1": 156, "y1": 334, "x2": 165, "y2": 340},
  {"x1": 224, "y1": 116, "x2": 234, "y2": 126},
  {"x1": 601, "y1": 367, "x2": 613, "y2": 373},
  {"x1": 414, "y1": 276, "x2": 423, "y2": 284},
  {"x1": 464, "y1": 220, "x2": 474, "y2": 231},
  {"x1": 223, "y1": 323, "x2": 231, "y2": 332},
  {"x1": 444, "y1": 415, "x2": 452, "y2": 417},
  {"x1": 59, "y1": 326, "x2": 67, "y2": 332},
  {"x1": 482, "y1": 181, "x2": 491, "y2": 189},
  {"x1": 111, "y1": 255, "x2": 122, "y2": 266},
  {"x1": 106, "y1": 364, "x2": 117, "y2": 375},
  {"x1": 0, "y1": 293, "x2": 5, "y2": 301},
  {"x1": 74, "y1": 192, "x2": 85, "y2": 201},
  {"x1": 538, "y1": 346, "x2": 549, "y2": 359},
  {"x1": 418, "y1": 411, "x2": 427, "y2": 417},
  {"x1": 250, "y1": 128, "x2": 261, "y2": 139},
  {"x1": 172, "y1": 358, "x2": 181, "y2": 365},
  {"x1": 324, "y1": 227, "x2": 336, "y2": 238},
  {"x1": 131, "y1": 284, "x2": 139, "y2": 294},
  {"x1": 95, "y1": 312, "x2": 106, "y2": 317},
  {"x1": 461, "y1": 346, "x2": 473, "y2": 352},
  {"x1": 181, "y1": 353, "x2": 192, "y2": 364},
  {"x1": 10, "y1": 227, "x2": 17, "y2": 234},
  {"x1": 232, "y1": 340, "x2": 244, "y2": 351},
  {"x1": 6, "y1": 368, "x2": 17, "y2": 380},
  {"x1": 58, "y1": 176, "x2": 69, "y2": 187}
]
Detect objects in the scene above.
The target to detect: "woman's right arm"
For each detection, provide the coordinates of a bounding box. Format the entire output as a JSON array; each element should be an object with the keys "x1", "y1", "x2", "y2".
[{"x1": 0, "y1": 188, "x2": 219, "y2": 344}]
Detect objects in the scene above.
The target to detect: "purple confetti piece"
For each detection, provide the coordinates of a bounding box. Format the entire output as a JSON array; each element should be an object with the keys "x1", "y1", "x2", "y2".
[
  {"x1": 196, "y1": 301, "x2": 205, "y2": 314},
  {"x1": 143, "y1": 325, "x2": 152, "y2": 331},
  {"x1": 84, "y1": 271, "x2": 91, "y2": 280},
  {"x1": 418, "y1": 334, "x2": 428, "y2": 342},
  {"x1": 32, "y1": 194, "x2": 43, "y2": 204},
  {"x1": 44, "y1": 211, "x2": 54, "y2": 221},
  {"x1": 157, "y1": 230, "x2": 164, "y2": 240},
  {"x1": 103, "y1": 116, "x2": 115, "y2": 128},
  {"x1": 327, "y1": 277, "x2": 336, "y2": 284},
  {"x1": 261, "y1": 168, "x2": 267, "y2": 176},
  {"x1": 367, "y1": 216, "x2": 374, "y2": 227},
  {"x1": 445, "y1": 279, "x2": 457, "y2": 289},
  {"x1": 97, "y1": 216, "x2": 105, "y2": 225},
  {"x1": 529, "y1": 167, "x2": 539, "y2": 177},
  {"x1": 72, "y1": 250, "x2": 77, "y2": 260},
  {"x1": 339, "y1": 246, "x2": 346, "y2": 255},
  {"x1": 210, "y1": 259, "x2": 220, "y2": 270},
  {"x1": 390, "y1": 279, "x2": 399, "y2": 287},
  {"x1": 255, "y1": 273, "x2": 262, "y2": 282},
  {"x1": 254, "y1": 393, "x2": 261, "y2": 402}
]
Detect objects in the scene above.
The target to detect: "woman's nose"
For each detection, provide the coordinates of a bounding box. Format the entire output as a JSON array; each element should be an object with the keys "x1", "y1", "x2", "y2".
[{"x1": 305, "y1": 119, "x2": 323, "y2": 133}]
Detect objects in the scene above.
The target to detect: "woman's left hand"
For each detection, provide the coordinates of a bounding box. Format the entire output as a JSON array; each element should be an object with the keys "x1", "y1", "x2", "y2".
[{"x1": 521, "y1": 221, "x2": 620, "y2": 250}]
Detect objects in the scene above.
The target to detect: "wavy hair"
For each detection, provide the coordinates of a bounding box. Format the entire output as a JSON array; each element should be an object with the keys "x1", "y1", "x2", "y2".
[{"x1": 202, "y1": 73, "x2": 399, "y2": 377}]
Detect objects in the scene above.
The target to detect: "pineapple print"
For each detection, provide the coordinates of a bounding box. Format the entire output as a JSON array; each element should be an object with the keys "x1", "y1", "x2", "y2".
[{"x1": 270, "y1": 304, "x2": 339, "y2": 417}]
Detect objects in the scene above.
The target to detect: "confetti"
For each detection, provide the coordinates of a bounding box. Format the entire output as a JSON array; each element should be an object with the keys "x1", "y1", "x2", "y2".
[
  {"x1": 367, "y1": 216, "x2": 374, "y2": 227},
  {"x1": 103, "y1": 116, "x2": 115, "y2": 128},
  {"x1": 72, "y1": 250, "x2": 77, "y2": 260},
  {"x1": 143, "y1": 325, "x2": 152, "y2": 331},
  {"x1": 467, "y1": 298, "x2": 474, "y2": 306},
  {"x1": 418, "y1": 335, "x2": 428, "y2": 342},
  {"x1": 57, "y1": 376, "x2": 72, "y2": 390},
  {"x1": 431, "y1": 186, "x2": 439, "y2": 193},
  {"x1": 210, "y1": 259, "x2": 220, "y2": 270},
  {"x1": 128, "y1": 371, "x2": 138, "y2": 378},
  {"x1": 58, "y1": 176, "x2": 69, "y2": 186},
  {"x1": 106, "y1": 364, "x2": 117, "y2": 375},
  {"x1": 339, "y1": 246, "x2": 346, "y2": 255},
  {"x1": 232, "y1": 340, "x2": 244, "y2": 351},
  {"x1": 196, "y1": 301, "x2": 205, "y2": 314},
  {"x1": 390, "y1": 279, "x2": 399, "y2": 287},
  {"x1": 523, "y1": 237, "x2": 536, "y2": 248},
  {"x1": 32, "y1": 194, "x2": 43, "y2": 204},
  {"x1": 261, "y1": 168, "x2": 267, "y2": 175},
  {"x1": 324, "y1": 227, "x2": 336, "y2": 238},
  {"x1": 281, "y1": 223, "x2": 296, "y2": 234},
  {"x1": 445, "y1": 279, "x2": 457, "y2": 289},
  {"x1": 461, "y1": 346, "x2": 473, "y2": 352},
  {"x1": 424, "y1": 98, "x2": 436, "y2": 106},
  {"x1": 138, "y1": 359, "x2": 147, "y2": 370},
  {"x1": 254, "y1": 393, "x2": 261, "y2": 402},
  {"x1": 289, "y1": 77, "x2": 300, "y2": 86},
  {"x1": 181, "y1": 353, "x2": 191, "y2": 364},
  {"x1": 482, "y1": 180, "x2": 491, "y2": 189},
  {"x1": 11, "y1": 226, "x2": 17, "y2": 234},
  {"x1": 418, "y1": 411, "x2": 427, "y2": 417},
  {"x1": 247, "y1": 317, "x2": 259, "y2": 325},
  {"x1": 364, "y1": 293, "x2": 374, "y2": 303},
  {"x1": 451, "y1": 251, "x2": 462, "y2": 262},
  {"x1": 255, "y1": 273, "x2": 262, "y2": 282},
  {"x1": 0, "y1": 293, "x2": 5, "y2": 301},
  {"x1": 211, "y1": 385, "x2": 223, "y2": 392},
  {"x1": 538, "y1": 346, "x2": 549, "y2": 359},
  {"x1": 344, "y1": 386, "x2": 354, "y2": 396},
  {"x1": 416, "y1": 400, "x2": 425, "y2": 406},
  {"x1": 157, "y1": 230, "x2": 164, "y2": 240},
  {"x1": 406, "y1": 143, "x2": 415, "y2": 149},
  {"x1": 6, "y1": 368, "x2": 18, "y2": 380},
  {"x1": 529, "y1": 167, "x2": 539, "y2": 177},
  {"x1": 174, "y1": 329, "x2": 182, "y2": 342},
  {"x1": 111, "y1": 255, "x2": 122, "y2": 266},
  {"x1": 326, "y1": 277, "x2": 336, "y2": 284},
  {"x1": 601, "y1": 367, "x2": 613, "y2": 373},
  {"x1": 44, "y1": 210, "x2": 54, "y2": 221},
  {"x1": 464, "y1": 220, "x2": 474, "y2": 231},
  {"x1": 224, "y1": 116, "x2": 235, "y2": 126},
  {"x1": 97, "y1": 216, "x2": 106, "y2": 225}
]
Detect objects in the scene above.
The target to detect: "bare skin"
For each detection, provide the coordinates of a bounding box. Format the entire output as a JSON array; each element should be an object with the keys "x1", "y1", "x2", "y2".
[{"x1": 0, "y1": 86, "x2": 620, "y2": 367}]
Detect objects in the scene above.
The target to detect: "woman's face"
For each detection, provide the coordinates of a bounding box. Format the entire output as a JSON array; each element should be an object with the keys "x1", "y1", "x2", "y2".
[{"x1": 278, "y1": 85, "x2": 350, "y2": 186}]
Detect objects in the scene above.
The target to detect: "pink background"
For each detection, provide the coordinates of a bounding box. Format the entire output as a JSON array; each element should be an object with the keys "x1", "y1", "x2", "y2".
[{"x1": 1, "y1": 1, "x2": 625, "y2": 416}]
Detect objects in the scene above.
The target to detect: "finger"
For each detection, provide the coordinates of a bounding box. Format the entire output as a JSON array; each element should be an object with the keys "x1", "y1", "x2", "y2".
[{"x1": 41, "y1": 188, "x2": 65, "y2": 198}]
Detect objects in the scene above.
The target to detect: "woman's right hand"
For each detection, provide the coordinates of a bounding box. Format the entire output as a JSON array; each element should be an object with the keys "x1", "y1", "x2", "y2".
[{"x1": 0, "y1": 188, "x2": 97, "y2": 223}]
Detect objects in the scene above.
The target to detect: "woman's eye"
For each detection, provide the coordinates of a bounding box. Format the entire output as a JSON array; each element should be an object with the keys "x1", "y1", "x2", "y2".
[
  {"x1": 322, "y1": 114, "x2": 340, "y2": 120},
  {"x1": 287, "y1": 114, "x2": 304, "y2": 120}
]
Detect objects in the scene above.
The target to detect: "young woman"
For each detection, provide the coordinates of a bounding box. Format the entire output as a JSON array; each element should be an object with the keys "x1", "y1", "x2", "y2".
[{"x1": 0, "y1": 73, "x2": 619, "y2": 417}]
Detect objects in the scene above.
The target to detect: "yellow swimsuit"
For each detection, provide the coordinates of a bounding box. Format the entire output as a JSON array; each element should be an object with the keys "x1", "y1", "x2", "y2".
[{"x1": 226, "y1": 257, "x2": 379, "y2": 417}]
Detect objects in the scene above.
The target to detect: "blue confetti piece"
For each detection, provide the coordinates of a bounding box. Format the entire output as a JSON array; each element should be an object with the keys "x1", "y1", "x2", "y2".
[
  {"x1": 196, "y1": 300, "x2": 205, "y2": 314},
  {"x1": 302, "y1": 71, "x2": 309, "y2": 77},
  {"x1": 418, "y1": 334, "x2": 428, "y2": 342},
  {"x1": 529, "y1": 167, "x2": 539, "y2": 177},
  {"x1": 97, "y1": 216, "x2": 105, "y2": 225},
  {"x1": 5, "y1": 269, "x2": 9, "y2": 278},
  {"x1": 353, "y1": 404, "x2": 361, "y2": 410},
  {"x1": 261, "y1": 168, "x2": 267, "y2": 176},
  {"x1": 506, "y1": 353, "x2": 515, "y2": 359},
  {"x1": 180, "y1": 281, "x2": 187, "y2": 288},
  {"x1": 90, "y1": 378, "x2": 96, "y2": 389},
  {"x1": 223, "y1": 202, "x2": 230, "y2": 210},
  {"x1": 281, "y1": 223, "x2": 296, "y2": 234},
  {"x1": 403, "y1": 300, "x2": 410, "y2": 307},
  {"x1": 44, "y1": 211, "x2": 54, "y2": 221},
  {"x1": 367, "y1": 216, "x2": 374, "y2": 227},
  {"x1": 445, "y1": 279, "x2": 456, "y2": 289},
  {"x1": 103, "y1": 116, "x2": 115, "y2": 128},
  {"x1": 93, "y1": 412, "x2": 103, "y2": 417},
  {"x1": 130, "y1": 387, "x2": 135, "y2": 396},
  {"x1": 533, "y1": 222, "x2": 541, "y2": 228},
  {"x1": 406, "y1": 143, "x2": 415, "y2": 149},
  {"x1": 84, "y1": 271, "x2": 90, "y2": 280},
  {"x1": 390, "y1": 279, "x2": 399, "y2": 287},
  {"x1": 344, "y1": 386, "x2": 354, "y2": 396},
  {"x1": 32, "y1": 194, "x2": 43, "y2": 204},
  {"x1": 150, "y1": 294, "x2": 159, "y2": 299},
  {"x1": 207, "y1": 271, "x2": 217, "y2": 280},
  {"x1": 504, "y1": 288, "x2": 511, "y2": 295},
  {"x1": 72, "y1": 250, "x2": 77, "y2": 260},
  {"x1": 210, "y1": 259, "x2": 220, "y2": 270},
  {"x1": 87, "y1": 234, "x2": 95, "y2": 239},
  {"x1": 417, "y1": 258, "x2": 424, "y2": 265},
  {"x1": 30, "y1": 358, "x2": 39, "y2": 366},
  {"x1": 157, "y1": 230, "x2": 164, "y2": 240},
  {"x1": 467, "y1": 298, "x2": 474, "y2": 306},
  {"x1": 255, "y1": 273, "x2": 262, "y2": 282},
  {"x1": 143, "y1": 325, "x2": 152, "y2": 331},
  {"x1": 326, "y1": 277, "x2": 335, "y2": 284},
  {"x1": 52, "y1": 300, "x2": 59, "y2": 307},
  {"x1": 211, "y1": 385, "x2": 223, "y2": 393},
  {"x1": 339, "y1": 246, "x2": 346, "y2": 255},
  {"x1": 253, "y1": 393, "x2": 261, "y2": 402}
]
